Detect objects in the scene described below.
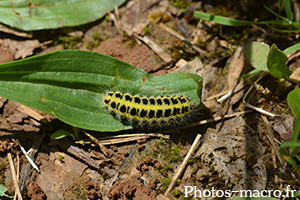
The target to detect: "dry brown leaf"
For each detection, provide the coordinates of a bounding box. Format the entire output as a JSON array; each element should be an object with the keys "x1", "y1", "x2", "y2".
[
  {"x1": 3, "y1": 39, "x2": 41, "y2": 59},
  {"x1": 120, "y1": 0, "x2": 168, "y2": 36},
  {"x1": 196, "y1": 116, "x2": 266, "y2": 190}
]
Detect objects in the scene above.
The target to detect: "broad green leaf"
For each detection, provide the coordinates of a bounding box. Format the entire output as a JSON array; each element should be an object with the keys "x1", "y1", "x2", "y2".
[
  {"x1": 0, "y1": 0, "x2": 125, "y2": 31},
  {"x1": 245, "y1": 42, "x2": 270, "y2": 69},
  {"x1": 267, "y1": 44, "x2": 292, "y2": 79},
  {"x1": 287, "y1": 86, "x2": 300, "y2": 118},
  {"x1": 0, "y1": 50, "x2": 203, "y2": 132},
  {"x1": 238, "y1": 42, "x2": 269, "y2": 80},
  {"x1": 239, "y1": 42, "x2": 300, "y2": 80}
]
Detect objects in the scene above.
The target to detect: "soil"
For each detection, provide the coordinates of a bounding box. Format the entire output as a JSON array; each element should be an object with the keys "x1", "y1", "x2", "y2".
[
  {"x1": 107, "y1": 176, "x2": 159, "y2": 200},
  {"x1": 0, "y1": 0, "x2": 299, "y2": 200}
]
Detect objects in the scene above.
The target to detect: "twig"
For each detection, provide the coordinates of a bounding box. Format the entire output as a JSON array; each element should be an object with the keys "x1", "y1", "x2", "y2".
[
  {"x1": 217, "y1": 82, "x2": 248, "y2": 103},
  {"x1": 13, "y1": 152, "x2": 20, "y2": 200},
  {"x1": 16, "y1": 104, "x2": 45, "y2": 121},
  {"x1": 7, "y1": 152, "x2": 23, "y2": 200},
  {"x1": 244, "y1": 102, "x2": 276, "y2": 117},
  {"x1": 19, "y1": 131, "x2": 46, "y2": 192},
  {"x1": 167, "y1": 110, "x2": 252, "y2": 133},
  {"x1": 16, "y1": 139, "x2": 39, "y2": 172},
  {"x1": 83, "y1": 131, "x2": 111, "y2": 157},
  {"x1": 77, "y1": 133, "x2": 169, "y2": 146},
  {"x1": 134, "y1": 34, "x2": 173, "y2": 63},
  {"x1": 164, "y1": 134, "x2": 202, "y2": 196},
  {"x1": 241, "y1": 71, "x2": 276, "y2": 117},
  {"x1": 159, "y1": 23, "x2": 209, "y2": 58},
  {"x1": 107, "y1": 6, "x2": 123, "y2": 36},
  {"x1": 261, "y1": 116, "x2": 283, "y2": 164}
]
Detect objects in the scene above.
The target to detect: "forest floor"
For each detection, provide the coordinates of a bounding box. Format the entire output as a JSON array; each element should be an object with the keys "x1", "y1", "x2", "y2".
[{"x1": 0, "y1": 0, "x2": 299, "y2": 199}]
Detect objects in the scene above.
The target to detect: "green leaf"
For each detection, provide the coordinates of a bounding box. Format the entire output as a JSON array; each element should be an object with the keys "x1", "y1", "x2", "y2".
[
  {"x1": 266, "y1": 24, "x2": 300, "y2": 33},
  {"x1": 267, "y1": 44, "x2": 292, "y2": 80},
  {"x1": 279, "y1": 146, "x2": 289, "y2": 156},
  {"x1": 193, "y1": 11, "x2": 290, "y2": 26},
  {"x1": 0, "y1": 50, "x2": 203, "y2": 132},
  {"x1": 283, "y1": 42, "x2": 300, "y2": 55},
  {"x1": 245, "y1": 42, "x2": 270, "y2": 69},
  {"x1": 287, "y1": 86, "x2": 300, "y2": 118},
  {"x1": 264, "y1": 6, "x2": 290, "y2": 23},
  {"x1": 287, "y1": 88, "x2": 300, "y2": 156},
  {"x1": 50, "y1": 130, "x2": 75, "y2": 140},
  {"x1": 283, "y1": 0, "x2": 293, "y2": 21},
  {"x1": 296, "y1": 190, "x2": 300, "y2": 197},
  {"x1": 240, "y1": 42, "x2": 300, "y2": 80},
  {"x1": 282, "y1": 154, "x2": 300, "y2": 171},
  {"x1": 0, "y1": 0, "x2": 125, "y2": 31},
  {"x1": 238, "y1": 42, "x2": 269, "y2": 80},
  {"x1": 0, "y1": 185, "x2": 12, "y2": 198},
  {"x1": 280, "y1": 141, "x2": 300, "y2": 148}
]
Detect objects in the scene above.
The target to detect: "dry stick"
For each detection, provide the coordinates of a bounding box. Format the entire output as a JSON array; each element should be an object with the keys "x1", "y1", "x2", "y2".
[
  {"x1": 85, "y1": 112, "x2": 249, "y2": 147},
  {"x1": 134, "y1": 34, "x2": 173, "y2": 63},
  {"x1": 16, "y1": 104, "x2": 44, "y2": 121},
  {"x1": 261, "y1": 116, "x2": 284, "y2": 163},
  {"x1": 169, "y1": 110, "x2": 253, "y2": 133},
  {"x1": 7, "y1": 152, "x2": 23, "y2": 200},
  {"x1": 96, "y1": 133, "x2": 169, "y2": 145},
  {"x1": 164, "y1": 133, "x2": 202, "y2": 196},
  {"x1": 159, "y1": 23, "x2": 209, "y2": 58},
  {"x1": 13, "y1": 153, "x2": 20, "y2": 200},
  {"x1": 242, "y1": 72, "x2": 276, "y2": 117},
  {"x1": 76, "y1": 133, "x2": 169, "y2": 146},
  {"x1": 19, "y1": 131, "x2": 47, "y2": 193},
  {"x1": 83, "y1": 131, "x2": 111, "y2": 157},
  {"x1": 261, "y1": 115, "x2": 283, "y2": 185},
  {"x1": 16, "y1": 139, "x2": 39, "y2": 172},
  {"x1": 217, "y1": 82, "x2": 248, "y2": 103}
]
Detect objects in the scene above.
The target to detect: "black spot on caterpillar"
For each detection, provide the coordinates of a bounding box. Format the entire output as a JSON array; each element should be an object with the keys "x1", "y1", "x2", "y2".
[{"x1": 102, "y1": 91, "x2": 194, "y2": 128}]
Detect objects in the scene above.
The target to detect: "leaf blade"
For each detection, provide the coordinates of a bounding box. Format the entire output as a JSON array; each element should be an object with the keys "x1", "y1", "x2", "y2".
[
  {"x1": 0, "y1": 51, "x2": 203, "y2": 132},
  {"x1": 267, "y1": 44, "x2": 292, "y2": 79},
  {"x1": 0, "y1": 0, "x2": 125, "y2": 31}
]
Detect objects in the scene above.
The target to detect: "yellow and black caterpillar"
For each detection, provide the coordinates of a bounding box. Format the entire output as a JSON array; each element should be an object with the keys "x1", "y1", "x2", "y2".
[{"x1": 102, "y1": 91, "x2": 194, "y2": 127}]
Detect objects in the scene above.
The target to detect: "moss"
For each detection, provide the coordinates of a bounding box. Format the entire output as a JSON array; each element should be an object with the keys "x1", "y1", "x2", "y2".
[
  {"x1": 58, "y1": 155, "x2": 64, "y2": 161},
  {"x1": 86, "y1": 41, "x2": 100, "y2": 50},
  {"x1": 166, "y1": 146, "x2": 182, "y2": 162},
  {"x1": 91, "y1": 32, "x2": 102, "y2": 41},
  {"x1": 170, "y1": 0, "x2": 192, "y2": 9},
  {"x1": 161, "y1": 177, "x2": 172, "y2": 191},
  {"x1": 143, "y1": 27, "x2": 151, "y2": 35},
  {"x1": 147, "y1": 12, "x2": 172, "y2": 23},
  {"x1": 173, "y1": 189, "x2": 181, "y2": 198},
  {"x1": 58, "y1": 36, "x2": 83, "y2": 49}
]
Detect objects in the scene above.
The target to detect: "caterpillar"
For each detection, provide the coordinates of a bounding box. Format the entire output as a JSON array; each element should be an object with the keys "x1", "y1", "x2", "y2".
[{"x1": 102, "y1": 91, "x2": 194, "y2": 128}]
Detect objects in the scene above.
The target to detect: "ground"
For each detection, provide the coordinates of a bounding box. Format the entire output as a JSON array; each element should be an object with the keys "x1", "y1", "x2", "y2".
[{"x1": 0, "y1": 0, "x2": 299, "y2": 200}]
